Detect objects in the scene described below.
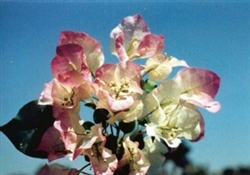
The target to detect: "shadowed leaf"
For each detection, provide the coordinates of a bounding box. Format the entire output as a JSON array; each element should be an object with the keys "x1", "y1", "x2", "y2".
[{"x1": 0, "y1": 100, "x2": 54, "y2": 158}]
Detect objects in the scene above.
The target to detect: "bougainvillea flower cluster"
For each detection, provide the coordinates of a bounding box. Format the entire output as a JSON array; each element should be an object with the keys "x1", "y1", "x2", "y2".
[{"x1": 36, "y1": 14, "x2": 221, "y2": 175}]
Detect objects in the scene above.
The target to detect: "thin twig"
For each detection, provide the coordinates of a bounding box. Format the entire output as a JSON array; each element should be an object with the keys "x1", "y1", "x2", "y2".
[{"x1": 79, "y1": 163, "x2": 91, "y2": 173}]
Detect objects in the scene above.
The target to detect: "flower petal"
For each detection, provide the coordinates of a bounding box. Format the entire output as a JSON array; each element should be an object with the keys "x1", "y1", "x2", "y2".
[
  {"x1": 110, "y1": 14, "x2": 151, "y2": 61},
  {"x1": 38, "y1": 81, "x2": 53, "y2": 105},
  {"x1": 54, "y1": 110, "x2": 87, "y2": 159},
  {"x1": 142, "y1": 136, "x2": 168, "y2": 174},
  {"x1": 51, "y1": 44, "x2": 84, "y2": 78},
  {"x1": 132, "y1": 34, "x2": 164, "y2": 59},
  {"x1": 108, "y1": 100, "x2": 143, "y2": 124},
  {"x1": 175, "y1": 68, "x2": 221, "y2": 112},
  {"x1": 37, "y1": 164, "x2": 80, "y2": 175},
  {"x1": 59, "y1": 31, "x2": 104, "y2": 74},
  {"x1": 36, "y1": 126, "x2": 67, "y2": 162}
]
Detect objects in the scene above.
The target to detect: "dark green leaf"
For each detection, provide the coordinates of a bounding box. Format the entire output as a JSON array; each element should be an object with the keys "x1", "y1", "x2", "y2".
[
  {"x1": 84, "y1": 155, "x2": 90, "y2": 162},
  {"x1": 93, "y1": 108, "x2": 109, "y2": 124},
  {"x1": 82, "y1": 121, "x2": 95, "y2": 131},
  {"x1": 119, "y1": 120, "x2": 136, "y2": 134},
  {"x1": 132, "y1": 132, "x2": 145, "y2": 149},
  {"x1": 105, "y1": 134, "x2": 118, "y2": 155},
  {"x1": 141, "y1": 79, "x2": 157, "y2": 93},
  {"x1": 0, "y1": 100, "x2": 54, "y2": 158},
  {"x1": 84, "y1": 102, "x2": 96, "y2": 109}
]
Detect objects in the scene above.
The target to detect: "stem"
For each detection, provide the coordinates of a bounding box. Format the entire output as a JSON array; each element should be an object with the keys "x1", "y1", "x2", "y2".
[
  {"x1": 79, "y1": 163, "x2": 92, "y2": 175},
  {"x1": 110, "y1": 124, "x2": 114, "y2": 135},
  {"x1": 113, "y1": 123, "x2": 118, "y2": 128},
  {"x1": 81, "y1": 171, "x2": 93, "y2": 175},
  {"x1": 139, "y1": 106, "x2": 158, "y2": 122},
  {"x1": 79, "y1": 163, "x2": 91, "y2": 171},
  {"x1": 116, "y1": 127, "x2": 120, "y2": 137},
  {"x1": 142, "y1": 69, "x2": 152, "y2": 79}
]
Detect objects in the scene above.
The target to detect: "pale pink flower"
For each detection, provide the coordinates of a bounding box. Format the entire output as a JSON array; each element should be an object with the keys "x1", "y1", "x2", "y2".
[
  {"x1": 73, "y1": 124, "x2": 118, "y2": 175},
  {"x1": 36, "y1": 126, "x2": 69, "y2": 162},
  {"x1": 38, "y1": 79, "x2": 80, "y2": 117},
  {"x1": 54, "y1": 110, "x2": 87, "y2": 160},
  {"x1": 51, "y1": 43, "x2": 97, "y2": 100},
  {"x1": 146, "y1": 103, "x2": 204, "y2": 148},
  {"x1": 110, "y1": 14, "x2": 164, "y2": 61},
  {"x1": 38, "y1": 81, "x2": 54, "y2": 106},
  {"x1": 95, "y1": 61, "x2": 144, "y2": 112},
  {"x1": 51, "y1": 43, "x2": 91, "y2": 83},
  {"x1": 38, "y1": 77, "x2": 96, "y2": 117},
  {"x1": 174, "y1": 67, "x2": 221, "y2": 113},
  {"x1": 59, "y1": 31, "x2": 104, "y2": 74},
  {"x1": 118, "y1": 137, "x2": 150, "y2": 175},
  {"x1": 142, "y1": 79, "x2": 204, "y2": 147}
]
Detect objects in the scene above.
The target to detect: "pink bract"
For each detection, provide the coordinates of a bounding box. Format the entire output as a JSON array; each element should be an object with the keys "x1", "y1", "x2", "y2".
[
  {"x1": 95, "y1": 61, "x2": 144, "y2": 111},
  {"x1": 54, "y1": 110, "x2": 87, "y2": 160},
  {"x1": 73, "y1": 124, "x2": 118, "y2": 175},
  {"x1": 118, "y1": 137, "x2": 150, "y2": 175},
  {"x1": 110, "y1": 14, "x2": 164, "y2": 61},
  {"x1": 175, "y1": 68, "x2": 221, "y2": 112},
  {"x1": 59, "y1": 31, "x2": 104, "y2": 74},
  {"x1": 51, "y1": 44, "x2": 85, "y2": 79},
  {"x1": 36, "y1": 126, "x2": 68, "y2": 162}
]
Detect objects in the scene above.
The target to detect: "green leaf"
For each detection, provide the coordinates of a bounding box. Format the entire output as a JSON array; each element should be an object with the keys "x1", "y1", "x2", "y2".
[
  {"x1": 0, "y1": 100, "x2": 54, "y2": 158},
  {"x1": 141, "y1": 79, "x2": 157, "y2": 93}
]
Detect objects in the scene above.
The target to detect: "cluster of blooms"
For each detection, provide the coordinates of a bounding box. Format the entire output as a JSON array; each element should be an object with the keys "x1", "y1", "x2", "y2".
[{"x1": 37, "y1": 14, "x2": 220, "y2": 175}]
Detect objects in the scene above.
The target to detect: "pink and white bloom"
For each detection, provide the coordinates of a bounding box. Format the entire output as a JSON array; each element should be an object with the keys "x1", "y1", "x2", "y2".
[
  {"x1": 95, "y1": 61, "x2": 144, "y2": 112},
  {"x1": 174, "y1": 68, "x2": 221, "y2": 113},
  {"x1": 110, "y1": 14, "x2": 164, "y2": 61},
  {"x1": 146, "y1": 103, "x2": 204, "y2": 148},
  {"x1": 54, "y1": 110, "x2": 87, "y2": 160},
  {"x1": 73, "y1": 124, "x2": 118, "y2": 175},
  {"x1": 59, "y1": 31, "x2": 104, "y2": 74},
  {"x1": 96, "y1": 90, "x2": 143, "y2": 124},
  {"x1": 38, "y1": 79, "x2": 80, "y2": 117},
  {"x1": 118, "y1": 137, "x2": 150, "y2": 175},
  {"x1": 50, "y1": 42, "x2": 99, "y2": 101},
  {"x1": 36, "y1": 126, "x2": 68, "y2": 162},
  {"x1": 143, "y1": 79, "x2": 204, "y2": 147},
  {"x1": 38, "y1": 77, "x2": 96, "y2": 117},
  {"x1": 142, "y1": 79, "x2": 181, "y2": 123},
  {"x1": 51, "y1": 43, "x2": 91, "y2": 83}
]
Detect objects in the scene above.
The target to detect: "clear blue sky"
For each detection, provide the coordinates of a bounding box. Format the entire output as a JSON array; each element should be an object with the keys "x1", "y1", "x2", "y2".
[{"x1": 1, "y1": 1, "x2": 249, "y2": 174}]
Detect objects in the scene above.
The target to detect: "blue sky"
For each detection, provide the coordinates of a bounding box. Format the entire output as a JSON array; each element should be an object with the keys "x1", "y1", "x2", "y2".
[{"x1": 0, "y1": 1, "x2": 249, "y2": 174}]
